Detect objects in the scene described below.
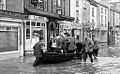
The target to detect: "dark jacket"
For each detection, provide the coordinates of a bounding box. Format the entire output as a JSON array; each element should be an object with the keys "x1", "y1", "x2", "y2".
[
  {"x1": 33, "y1": 41, "x2": 43, "y2": 57},
  {"x1": 68, "y1": 37, "x2": 75, "y2": 51},
  {"x1": 93, "y1": 38, "x2": 99, "y2": 50}
]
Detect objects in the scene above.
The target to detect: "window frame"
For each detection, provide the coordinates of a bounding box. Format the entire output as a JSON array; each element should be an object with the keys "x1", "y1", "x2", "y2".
[
  {"x1": 76, "y1": 10, "x2": 79, "y2": 23},
  {"x1": 76, "y1": 0, "x2": 79, "y2": 7},
  {"x1": 101, "y1": 15, "x2": 103, "y2": 26},
  {"x1": 101, "y1": 7, "x2": 103, "y2": 13},
  {"x1": 0, "y1": 0, "x2": 6, "y2": 10},
  {"x1": 92, "y1": 7, "x2": 94, "y2": 17}
]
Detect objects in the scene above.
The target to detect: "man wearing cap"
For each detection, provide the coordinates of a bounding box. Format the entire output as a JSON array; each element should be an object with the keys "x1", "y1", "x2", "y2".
[{"x1": 33, "y1": 37, "x2": 44, "y2": 66}]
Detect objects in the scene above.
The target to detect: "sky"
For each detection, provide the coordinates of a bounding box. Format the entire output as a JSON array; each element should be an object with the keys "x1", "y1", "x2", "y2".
[{"x1": 94, "y1": 0, "x2": 120, "y2": 2}]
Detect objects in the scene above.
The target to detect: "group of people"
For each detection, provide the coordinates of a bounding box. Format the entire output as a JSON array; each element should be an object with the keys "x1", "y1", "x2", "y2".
[
  {"x1": 75, "y1": 34, "x2": 100, "y2": 63},
  {"x1": 33, "y1": 33, "x2": 100, "y2": 66},
  {"x1": 48, "y1": 33, "x2": 76, "y2": 53},
  {"x1": 48, "y1": 33, "x2": 100, "y2": 63}
]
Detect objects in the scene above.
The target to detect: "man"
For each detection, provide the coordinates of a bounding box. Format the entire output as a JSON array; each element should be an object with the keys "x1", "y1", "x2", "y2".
[
  {"x1": 33, "y1": 37, "x2": 44, "y2": 67},
  {"x1": 67, "y1": 34, "x2": 76, "y2": 53},
  {"x1": 75, "y1": 35, "x2": 83, "y2": 60},
  {"x1": 92, "y1": 35, "x2": 100, "y2": 60},
  {"x1": 82, "y1": 35, "x2": 94, "y2": 63}
]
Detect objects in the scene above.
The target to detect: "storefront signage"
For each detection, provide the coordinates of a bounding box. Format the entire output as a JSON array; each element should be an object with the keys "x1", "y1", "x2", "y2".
[
  {"x1": 60, "y1": 24, "x2": 71, "y2": 29},
  {"x1": 72, "y1": 24, "x2": 82, "y2": 29},
  {"x1": 0, "y1": 10, "x2": 28, "y2": 19},
  {"x1": 29, "y1": 15, "x2": 48, "y2": 21}
]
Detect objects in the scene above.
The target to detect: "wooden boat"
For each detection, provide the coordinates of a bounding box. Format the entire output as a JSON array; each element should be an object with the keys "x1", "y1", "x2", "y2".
[{"x1": 39, "y1": 51, "x2": 75, "y2": 64}]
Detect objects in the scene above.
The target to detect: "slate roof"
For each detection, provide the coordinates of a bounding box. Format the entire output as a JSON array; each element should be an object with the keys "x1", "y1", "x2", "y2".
[{"x1": 87, "y1": 0, "x2": 98, "y2": 7}]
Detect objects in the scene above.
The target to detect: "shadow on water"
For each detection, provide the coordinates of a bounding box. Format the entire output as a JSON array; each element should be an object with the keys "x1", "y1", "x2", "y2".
[
  {"x1": 21, "y1": 55, "x2": 99, "y2": 74},
  {"x1": 33, "y1": 61, "x2": 98, "y2": 74}
]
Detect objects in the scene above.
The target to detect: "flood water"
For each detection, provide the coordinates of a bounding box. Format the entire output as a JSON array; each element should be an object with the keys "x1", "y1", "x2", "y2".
[{"x1": 1, "y1": 55, "x2": 120, "y2": 74}]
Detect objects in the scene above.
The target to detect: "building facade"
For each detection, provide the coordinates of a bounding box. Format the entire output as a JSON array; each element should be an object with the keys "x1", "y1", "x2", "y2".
[
  {"x1": 89, "y1": 0, "x2": 97, "y2": 38},
  {"x1": 0, "y1": 0, "x2": 26, "y2": 60},
  {"x1": 97, "y1": 2, "x2": 108, "y2": 44},
  {"x1": 82, "y1": 0, "x2": 97, "y2": 39},
  {"x1": 69, "y1": 0, "x2": 83, "y2": 40},
  {"x1": 24, "y1": 0, "x2": 74, "y2": 54}
]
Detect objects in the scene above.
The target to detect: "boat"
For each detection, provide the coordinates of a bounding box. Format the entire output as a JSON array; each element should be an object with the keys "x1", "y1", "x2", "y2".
[{"x1": 39, "y1": 51, "x2": 75, "y2": 64}]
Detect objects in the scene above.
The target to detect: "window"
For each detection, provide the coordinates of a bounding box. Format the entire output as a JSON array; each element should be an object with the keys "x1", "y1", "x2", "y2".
[
  {"x1": 101, "y1": 15, "x2": 103, "y2": 26},
  {"x1": 37, "y1": 0, "x2": 44, "y2": 10},
  {"x1": 44, "y1": 0, "x2": 48, "y2": 11},
  {"x1": 6, "y1": 27, "x2": 11, "y2": 31},
  {"x1": 76, "y1": 0, "x2": 79, "y2": 7},
  {"x1": 105, "y1": 16, "x2": 107, "y2": 26},
  {"x1": 105, "y1": 9, "x2": 107, "y2": 14},
  {"x1": 92, "y1": 19, "x2": 94, "y2": 23},
  {"x1": 57, "y1": 0, "x2": 61, "y2": 7},
  {"x1": 92, "y1": 7, "x2": 94, "y2": 17},
  {"x1": 101, "y1": 7, "x2": 103, "y2": 13},
  {"x1": 76, "y1": 10, "x2": 79, "y2": 23},
  {"x1": 0, "y1": 0, "x2": 5, "y2": 10}
]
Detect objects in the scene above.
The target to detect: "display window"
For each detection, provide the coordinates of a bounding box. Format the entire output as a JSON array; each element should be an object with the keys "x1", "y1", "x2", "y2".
[
  {"x1": 0, "y1": 26, "x2": 18, "y2": 52},
  {"x1": 25, "y1": 20, "x2": 47, "y2": 50}
]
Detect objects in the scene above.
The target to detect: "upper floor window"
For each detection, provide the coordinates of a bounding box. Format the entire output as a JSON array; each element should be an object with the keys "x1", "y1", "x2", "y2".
[
  {"x1": 76, "y1": 0, "x2": 79, "y2": 7},
  {"x1": 31, "y1": 0, "x2": 45, "y2": 10},
  {"x1": 105, "y1": 16, "x2": 106, "y2": 26},
  {"x1": 92, "y1": 19, "x2": 94, "y2": 23},
  {"x1": 57, "y1": 0, "x2": 61, "y2": 7},
  {"x1": 101, "y1": 15, "x2": 103, "y2": 26},
  {"x1": 92, "y1": 7, "x2": 94, "y2": 17},
  {"x1": 0, "y1": 0, "x2": 6, "y2": 10},
  {"x1": 101, "y1": 7, "x2": 103, "y2": 13},
  {"x1": 105, "y1": 9, "x2": 107, "y2": 14},
  {"x1": 44, "y1": 0, "x2": 48, "y2": 11},
  {"x1": 76, "y1": 10, "x2": 79, "y2": 23}
]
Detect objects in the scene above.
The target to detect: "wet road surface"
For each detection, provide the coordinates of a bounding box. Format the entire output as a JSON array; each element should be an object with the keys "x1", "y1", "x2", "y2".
[{"x1": 1, "y1": 56, "x2": 120, "y2": 74}]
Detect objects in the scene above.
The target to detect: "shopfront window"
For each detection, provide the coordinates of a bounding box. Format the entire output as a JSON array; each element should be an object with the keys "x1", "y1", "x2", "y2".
[
  {"x1": 25, "y1": 20, "x2": 47, "y2": 49},
  {"x1": 0, "y1": 26, "x2": 18, "y2": 52}
]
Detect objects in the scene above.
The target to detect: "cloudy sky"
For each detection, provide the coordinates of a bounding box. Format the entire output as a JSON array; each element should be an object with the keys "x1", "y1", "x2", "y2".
[{"x1": 94, "y1": 0, "x2": 120, "y2": 2}]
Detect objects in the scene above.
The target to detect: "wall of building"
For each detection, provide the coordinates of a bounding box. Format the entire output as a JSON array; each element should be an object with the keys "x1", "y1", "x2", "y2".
[
  {"x1": 115, "y1": 12, "x2": 120, "y2": 26},
  {"x1": 70, "y1": 0, "x2": 83, "y2": 24},
  {"x1": 82, "y1": 0, "x2": 90, "y2": 23},
  {"x1": 6, "y1": 0, "x2": 24, "y2": 13},
  {"x1": 90, "y1": 5, "x2": 97, "y2": 28},
  {"x1": 65, "y1": 0, "x2": 70, "y2": 16}
]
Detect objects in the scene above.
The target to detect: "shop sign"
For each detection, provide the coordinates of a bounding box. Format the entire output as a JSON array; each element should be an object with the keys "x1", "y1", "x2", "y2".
[
  {"x1": 29, "y1": 15, "x2": 48, "y2": 21},
  {"x1": 83, "y1": 22, "x2": 95, "y2": 28},
  {"x1": 72, "y1": 24, "x2": 82, "y2": 29},
  {"x1": 0, "y1": 10, "x2": 27, "y2": 19}
]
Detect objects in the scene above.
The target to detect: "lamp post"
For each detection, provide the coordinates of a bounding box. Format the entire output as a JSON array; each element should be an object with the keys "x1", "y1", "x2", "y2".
[{"x1": 107, "y1": 2, "x2": 110, "y2": 46}]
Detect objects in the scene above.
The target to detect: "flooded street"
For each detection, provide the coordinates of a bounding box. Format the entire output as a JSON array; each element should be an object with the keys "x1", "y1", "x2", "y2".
[{"x1": 1, "y1": 55, "x2": 120, "y2": 74}]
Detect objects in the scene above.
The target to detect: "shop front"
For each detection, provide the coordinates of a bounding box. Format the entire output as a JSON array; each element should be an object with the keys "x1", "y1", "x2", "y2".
[
  {"x1": 71, "y1": 23, "x2": 82, "y2": 41},
  {"x1": 58, "y1": 21, "x2": 72, "y2": 36},
  {"x1": 24, "y1": 15, "x2": 48, "y2": 53},
  {"x1": 0, "y1": 10, "x2": 27, "y2": 60}
]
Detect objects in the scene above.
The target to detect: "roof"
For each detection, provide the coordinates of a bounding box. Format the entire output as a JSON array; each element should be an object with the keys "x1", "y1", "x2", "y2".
[{"x1": 87, "y1": 0, "x2": 98, "y2": 7}]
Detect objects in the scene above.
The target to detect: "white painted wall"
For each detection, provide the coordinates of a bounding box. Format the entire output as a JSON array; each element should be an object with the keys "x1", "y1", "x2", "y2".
[
  {"x1": 90, "y1": 5, "x2": 97, "y2": 28},
  {"x1": 115, "y1": 12, "x2": 120, "y2": 26},
  {"x1": 99, "y1": 6, "x2": 108, "y2": 27},
  {"x1": 70, "y1": 0, "x2": 83, "y2": 24}
]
